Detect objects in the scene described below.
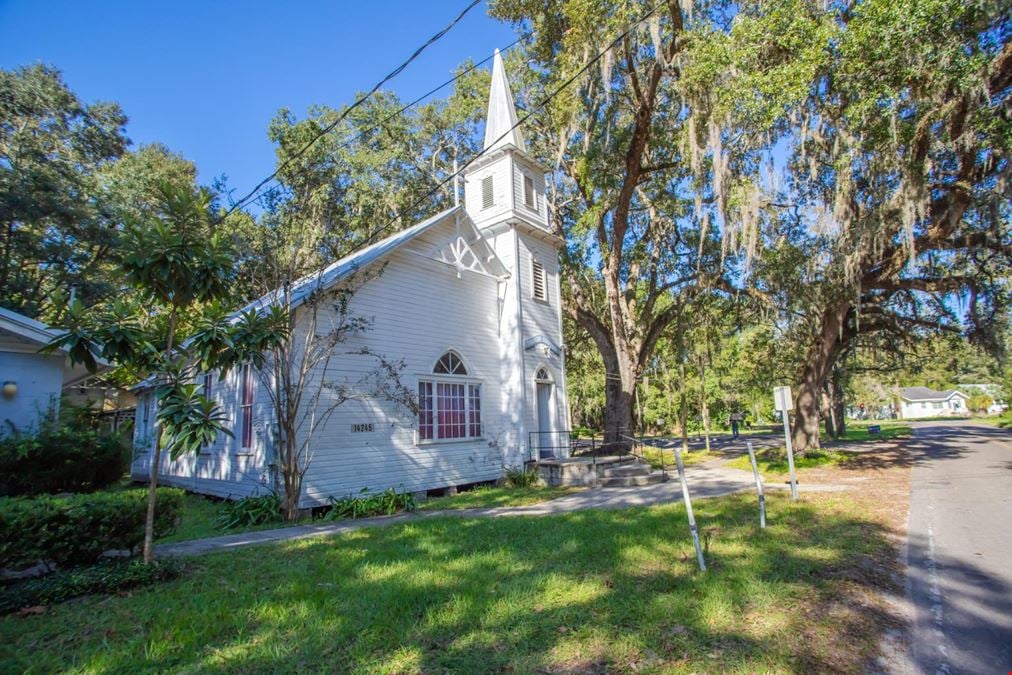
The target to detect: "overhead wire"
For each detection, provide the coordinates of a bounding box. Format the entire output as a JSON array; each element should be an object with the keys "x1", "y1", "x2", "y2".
[
  {"x1": 355, "y1": 2, "x2": 664, "y2": 248},
  {"x1": 217, "y1": 0, "x2": 485, "y2": 222}
]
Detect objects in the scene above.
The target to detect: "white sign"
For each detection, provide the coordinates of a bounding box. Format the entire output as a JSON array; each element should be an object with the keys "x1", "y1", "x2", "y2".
[{"x1": 773, "y1": 386, "x2": 793, "y2": 412}]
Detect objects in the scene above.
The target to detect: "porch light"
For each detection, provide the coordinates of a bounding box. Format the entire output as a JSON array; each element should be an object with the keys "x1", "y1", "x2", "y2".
[{"x1": 2, "y1": 381, "x2": 16, "y2": 399}]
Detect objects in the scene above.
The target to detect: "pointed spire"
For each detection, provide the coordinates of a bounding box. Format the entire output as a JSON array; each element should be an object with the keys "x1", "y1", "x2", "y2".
[{"x1": 483, "y1": 48, "x2": 526, "y2": 153}]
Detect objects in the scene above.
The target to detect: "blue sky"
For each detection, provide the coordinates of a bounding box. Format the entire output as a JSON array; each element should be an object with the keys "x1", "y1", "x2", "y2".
[{"x1": 0, "y1": 0, "x2": 515, "y2": 196}]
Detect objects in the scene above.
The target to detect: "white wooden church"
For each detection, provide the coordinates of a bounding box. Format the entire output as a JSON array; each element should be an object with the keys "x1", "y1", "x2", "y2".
[{"x1": 131, "y1": 50, "x2": 571, "y2": 505}]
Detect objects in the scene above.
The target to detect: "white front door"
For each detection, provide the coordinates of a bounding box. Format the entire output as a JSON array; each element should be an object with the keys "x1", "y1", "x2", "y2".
[{"x1": 537, "y1": 381, "x2": 553, "y2": 458}]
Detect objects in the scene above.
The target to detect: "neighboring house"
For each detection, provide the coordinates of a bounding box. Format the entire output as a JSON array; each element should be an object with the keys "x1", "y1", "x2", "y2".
[
  {"x1": 131, "y1": 50, "x2": 571, "y2": 505},
  {"x1": 0, "y1": 306, "x2": 96, "y2": 436},
  {"x1": 897, "y1": 387, "x2": 969, "y2": 419}
]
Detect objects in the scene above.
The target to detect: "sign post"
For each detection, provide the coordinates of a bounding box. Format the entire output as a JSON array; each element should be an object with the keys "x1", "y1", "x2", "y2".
[
  {"x1": 746, "y1": 441, "x2": 766, "y2": 528},
  {"x1": 773, "y1": 386, "x2": 799, "y2": 500}
]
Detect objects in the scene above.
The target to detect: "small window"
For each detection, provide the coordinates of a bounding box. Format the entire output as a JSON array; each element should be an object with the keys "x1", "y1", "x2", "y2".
[
  {"x1": 532, "y1": 258, "x2": 547, "y2": 302},
  {"x1": 536, "y1": 367, "x2": 551, "y2": 382},
  {"x1": 239, "y1": 364, "x2": 254, "y2": 449},
  {"x1": 524, "y1": 175, "x2": 535, "y2": 208},
  {"x1": 434, "y1": 351, "x2": 468, "y2": 375},
  {"x1": 481, "y1": 175, "x2": 494, "y2": 209}
]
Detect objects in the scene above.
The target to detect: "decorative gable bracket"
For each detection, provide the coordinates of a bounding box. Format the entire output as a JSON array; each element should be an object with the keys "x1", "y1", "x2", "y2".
[
  {"x1": 406, "y1": 213, "x2": 509, "y2": 281},
  {"x1": 524, "y1": 335, "x2": 561, "y2": 357}
]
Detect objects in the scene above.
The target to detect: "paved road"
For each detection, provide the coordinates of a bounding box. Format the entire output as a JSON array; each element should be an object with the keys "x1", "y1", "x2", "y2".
[{"x1": 901, "y1": 421, "x2": 1012, "y2": 674}]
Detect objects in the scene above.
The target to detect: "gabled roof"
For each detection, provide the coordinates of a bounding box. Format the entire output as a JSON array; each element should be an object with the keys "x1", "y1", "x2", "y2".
[
  {"x1": 0, "y1": 305, "x2": 64, "y2": 347},
  {"x1": 238, "y1": 205, "x2": 463, "y2": 318},
  {"x1": 0, "y1": 306, "x2": 104, "y2": 385},
  {"x1": 135, "y1": 205, "x2": 480, "y2": 392},
  {"x1": 899, "y1": 386, "x2": 966, "y2": 402}
]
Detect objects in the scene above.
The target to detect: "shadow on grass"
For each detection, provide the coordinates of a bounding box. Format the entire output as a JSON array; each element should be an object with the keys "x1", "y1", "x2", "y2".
[{"x1": 0, "y1": 492, "x2": 922, "y2": 673}]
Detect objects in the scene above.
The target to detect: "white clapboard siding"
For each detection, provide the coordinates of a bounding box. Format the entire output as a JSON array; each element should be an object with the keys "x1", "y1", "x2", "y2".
[
  {"x1": 296, "y1": 226, "x2": 512, "y2": 506},
  {"x1": 511, "y1": 156, "x2": 548, "y2": 229},
  {"x1": 516, "y1": 234, "x2": 566, "y2": 437}
]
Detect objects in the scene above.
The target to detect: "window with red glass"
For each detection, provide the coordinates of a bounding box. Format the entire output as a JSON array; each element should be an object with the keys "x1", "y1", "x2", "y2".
[
  {"x1": 418, "y1": 351, "x2": 481, "y2": 441},
  {"x1": 239, "y1": 364, "x2": 254, "y2": 449}
]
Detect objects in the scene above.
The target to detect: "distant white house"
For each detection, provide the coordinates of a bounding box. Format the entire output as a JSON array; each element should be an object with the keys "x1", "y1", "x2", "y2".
[
  {"x1": 897, "y1": 387, "x2": 969, "y2": 419},
  {"x1": 131, "y1": 50, "x2": 571, "y2": 505},
  {"x1": 0, "y1": 306, "x2": 95, "y2": 436},
  {"x1": 957, "y1": 383, "x2": 1008, "y2": 414}
]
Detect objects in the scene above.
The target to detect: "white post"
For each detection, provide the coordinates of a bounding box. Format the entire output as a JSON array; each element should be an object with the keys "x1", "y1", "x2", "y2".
[
  {"x1": 781, "y1": 413, "x2": 798, "y2": 500},
  {"x1": 673, "y1": 446, "x2": 706, "y2": 572},
  {"x1": 774, "y1": 386, "x2": 799, "y2": 500},
  {"x1": 746, "y1": 441, "x2": 766, "y2": 528}
]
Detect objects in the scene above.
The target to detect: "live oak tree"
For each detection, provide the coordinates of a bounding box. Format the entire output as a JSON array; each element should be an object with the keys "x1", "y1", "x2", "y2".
[
  {"x1": 682, "y1": 0, "x2": 1011, "y2": 451},
  {"x1": 50, "y1": 185, "x2": 286, "y2": 562}
]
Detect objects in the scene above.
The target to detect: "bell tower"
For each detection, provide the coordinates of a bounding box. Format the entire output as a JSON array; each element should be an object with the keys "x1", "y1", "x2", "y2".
[
  {"x1": 464, "y1": 49, "x2": 569, "y2": 463},
  {"x1": 463, "y1": 49, "x2": 550, "y2": 235}
]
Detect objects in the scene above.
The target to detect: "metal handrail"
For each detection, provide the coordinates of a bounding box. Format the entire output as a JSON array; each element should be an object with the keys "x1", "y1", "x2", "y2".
[{"x1": 618, "y1": 434, "x2": 668, "y2": 480}]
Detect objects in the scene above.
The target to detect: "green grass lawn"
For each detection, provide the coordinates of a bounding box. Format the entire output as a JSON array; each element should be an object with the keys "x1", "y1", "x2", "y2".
[
  {"x1": 1, "y1": 492, "x2": 899, "y2": 673},
  {"x1": 726, "y1": 448, "x2": 850, "y2": 476},
  {"x1": 417, "y1": 485, "x2": 579, "y2": 511},
  {"x1": 835, "y1": 421, "x2": 912, "y2": 442},
  {"x1": 641, "y1": 446, "x2": 716, "y2": 471}
]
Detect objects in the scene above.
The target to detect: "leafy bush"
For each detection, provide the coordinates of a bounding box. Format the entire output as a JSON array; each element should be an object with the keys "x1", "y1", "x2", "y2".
[
  {"x1": 325, "y1": 487, "x2": 416, "y2": 520},
  {"x1": 0, "y1": 488, "x2": 183, "y2": 570},
  {"x1": 0, "y1": 426, "x2": 130, "y2": 496},
  {"x1": 0, "y1": 558, "x2": 183, "y2": 614},
  {"x1": 216, "y1": 492, "x2": 282, "y2": 529},
  {"x1": 503, "y1": 465, "x2": 541, "y2": 488}
]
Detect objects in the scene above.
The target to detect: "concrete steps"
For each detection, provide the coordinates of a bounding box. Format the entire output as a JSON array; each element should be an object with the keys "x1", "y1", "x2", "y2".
[
  {"x1": 598, "y1": 471, "x2": 666, "y2": 487},
  {"x1": 536, "y1": 454, "x2": 668, "y2": 487}
]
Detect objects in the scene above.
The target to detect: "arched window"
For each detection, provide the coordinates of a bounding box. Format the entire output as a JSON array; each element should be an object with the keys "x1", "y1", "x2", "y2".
[
  {"x1": 433, "y1": 351, "x2": 467, "y2": 375},
  {"x1": 535, "y1": 366, "x2": 551, "y2": 382},
  {"x1": 418, "y1": 351, "x2": 482, "y2": 442}
]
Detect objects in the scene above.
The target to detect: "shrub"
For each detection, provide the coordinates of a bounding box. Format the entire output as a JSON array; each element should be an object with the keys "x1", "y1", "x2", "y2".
[
  {"x1": 216, "y1": 492, "x2": 282, "y2": 529},
  {"x1": 0, "y1": 488, "x2": 183, "y2": 570},
  {"x1": 503, "y1": 465, "x2": 540, "y2": 488},
  {"x1": 0, "y1": 426, "x2": 130, "y2": 496},
  {"x1": 324, "y1": 487, "x2": 416, "y2": 520},
  {"x1": 0, "y1": 558, "x2": 183, "y2": 614}
]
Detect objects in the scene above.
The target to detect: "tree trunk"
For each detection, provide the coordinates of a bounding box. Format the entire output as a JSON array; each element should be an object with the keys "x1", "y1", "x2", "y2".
[
  {"x1": 603, "y1": 376, "x2": 635, "y2": 446},
  {"x1": 831, "y1": 370, "x2": 847, "y2": 437},
  {"x1": 142, "y1": 308, "x2": 177, "y2": 564},
  {"x1": 679, "y1": 360, "x2": 689, "y2": 454},
  {"x1": 602, "y1": 348, "x2": 636, "y2": 447},
  {"x1": 792, "y1": 302, "x2": 850, "y2": 454},
  {"x1": 698, "y1": 354, "x2": 711, "y2": 452},
  {"x1": 822, "y1": 385, "x2": 837, "y2": 440},
  {"x1": 142, "y1": 428, "x2": 164, "y2": 564}
]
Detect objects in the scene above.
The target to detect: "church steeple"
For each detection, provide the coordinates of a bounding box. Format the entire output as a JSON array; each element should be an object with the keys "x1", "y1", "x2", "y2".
[
  {"x1": 463, "y1": 46, "x2": 550, "y2": 235},
  {"x1": 483, "y1": 49, "x2": 526, "y2": 153}
]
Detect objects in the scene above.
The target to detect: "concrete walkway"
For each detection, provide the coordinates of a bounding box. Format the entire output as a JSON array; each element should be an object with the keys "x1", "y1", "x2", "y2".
[{"x1": 156, "y1": 461, "x2": 846, "y2": 558}]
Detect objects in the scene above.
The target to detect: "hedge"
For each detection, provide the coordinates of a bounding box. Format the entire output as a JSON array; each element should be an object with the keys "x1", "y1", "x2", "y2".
[
  {"x1": 0, "y1": 558, "x2": 183, "y2": 614},
  {"x1": 0, "y1": 427, "x2": 130, "y2": 496},
  {"x1": 0, "y1": 488, "x2": 184, "y2": 570}
]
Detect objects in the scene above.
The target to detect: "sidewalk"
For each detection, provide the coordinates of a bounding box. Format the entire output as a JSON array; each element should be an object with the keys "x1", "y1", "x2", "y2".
[{"x1": 155, "y1": 461, "x2": 847, "y2": 558}]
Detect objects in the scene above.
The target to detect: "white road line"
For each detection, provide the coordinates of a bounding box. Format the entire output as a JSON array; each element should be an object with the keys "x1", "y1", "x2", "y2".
[{"x1": 925, "y1": 505, "x2": 951, "y2": 674}]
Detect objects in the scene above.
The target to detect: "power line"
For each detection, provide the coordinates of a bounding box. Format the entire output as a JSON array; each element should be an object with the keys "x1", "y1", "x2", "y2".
[
  {"x1": 217, "y1": 0, "x2": 484, "y2": 222},
  {"x1": 357, "y1": 2, "x2": 664, "y2": 247},
  {"x1": 241, "y1": 36, "x2": 527, "y2": 213}
]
